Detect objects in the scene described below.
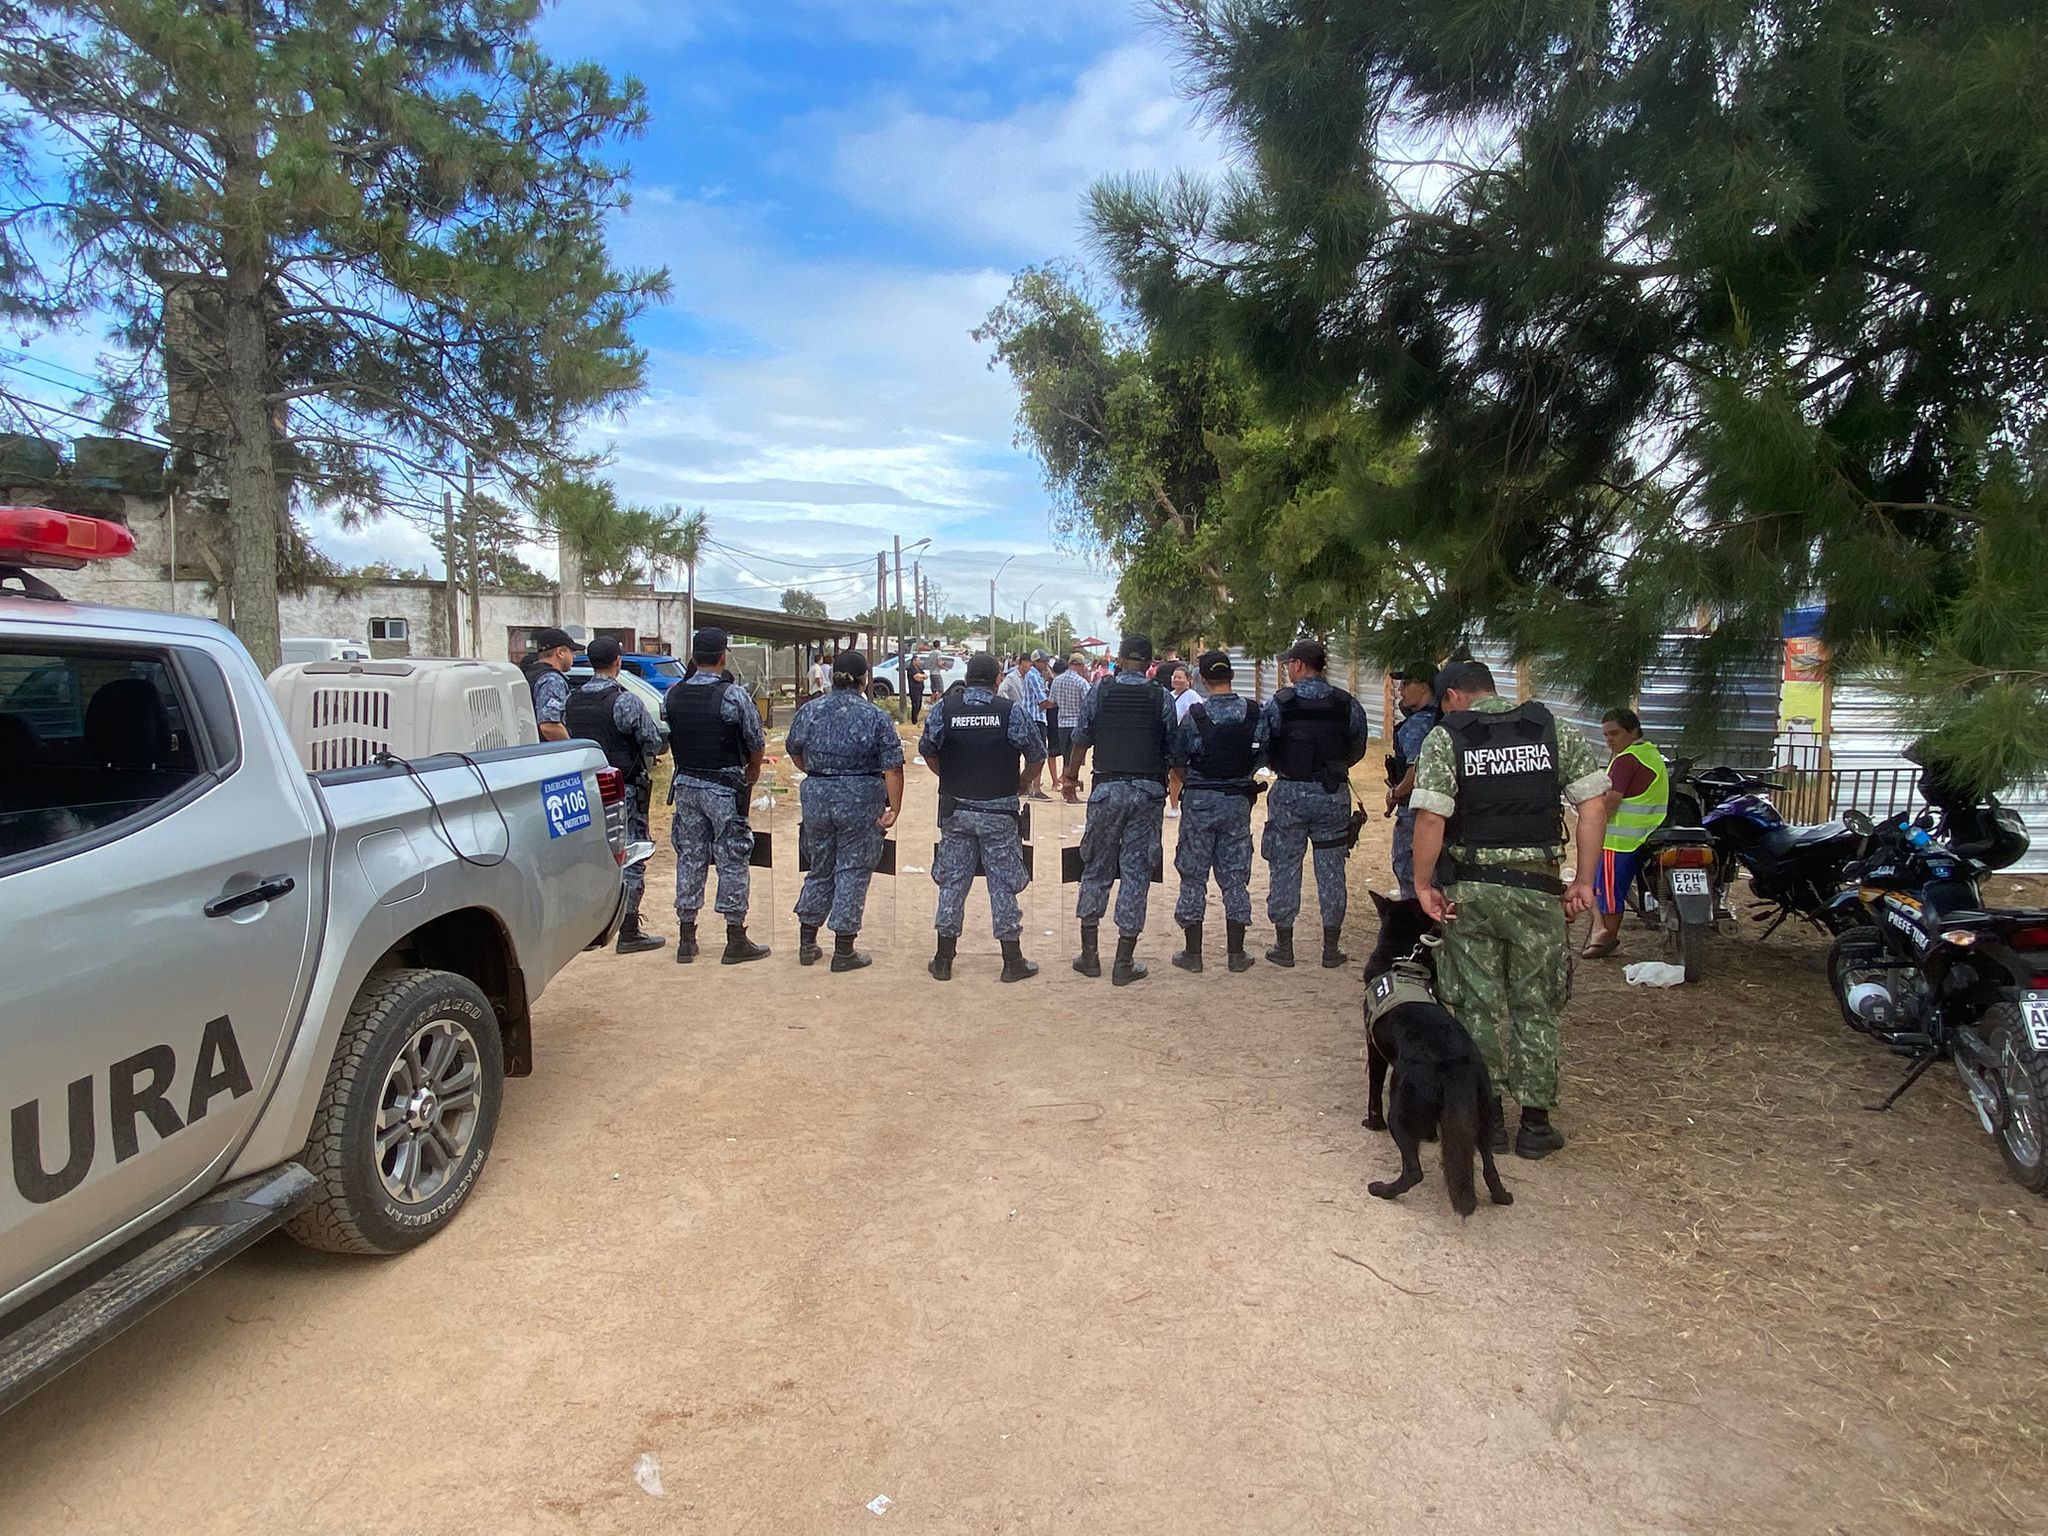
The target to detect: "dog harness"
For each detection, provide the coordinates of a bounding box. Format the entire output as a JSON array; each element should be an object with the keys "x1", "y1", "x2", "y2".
[{"x1": 1365, "y1": 956, "x2": 1439, "y2": 1024}]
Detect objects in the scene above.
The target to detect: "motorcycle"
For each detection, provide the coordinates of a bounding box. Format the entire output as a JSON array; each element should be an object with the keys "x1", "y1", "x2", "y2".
[
  {"x1": 1823, "y1": 804, "x2": 2048, "y2": 1195},
  {"x1": 1694, "y1": 765, "x2": 1867, "y2": 938},
  {"x1": 1627, "y1": 758, "x2": 1719, "y2": 982}
]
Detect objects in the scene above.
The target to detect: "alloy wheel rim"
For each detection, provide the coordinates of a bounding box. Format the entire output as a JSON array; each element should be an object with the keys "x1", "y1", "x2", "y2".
[{"x1": 376, "y1": 1018, "x2": 483, "y2": 1204}]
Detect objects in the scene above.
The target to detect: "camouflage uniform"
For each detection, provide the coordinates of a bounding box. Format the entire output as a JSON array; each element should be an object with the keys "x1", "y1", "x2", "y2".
[
  {"x1": 788, "y1": 688, "x2": 903, "y2": 935},
  {"x1": 572, "y1": 676, "x2": 665, "y2": 920},
  {"x1": 1259, "y1": 678, "x2": 1372, "y2": 930},
  {"x1": 1071, "y1": 672, "x2": 1183, "y2": 937},
  {"x1": 1172, "y1": 691, "x2": 1263, "y2": 926},
  {"x1": 1410, "y1": 695, "x2": 1606, "y2": 1108},
  {"x1": 530, "y1": 667, "x2": 570, "y2": 734},
  {"x1": 1390, "y1": 703, "x2": 1440, "y2": 899},
  {"x1": 670, "y1": 672, "x2": 766, "y2": 923},
  {"x1": 919, "y1": 687, "x2": 1045, "y2": 939}
]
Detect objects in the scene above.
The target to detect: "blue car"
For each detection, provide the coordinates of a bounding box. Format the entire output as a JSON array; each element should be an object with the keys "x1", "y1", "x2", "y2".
[{"x1": 574, "y1": 650, "x2": 688, "y2": 687}]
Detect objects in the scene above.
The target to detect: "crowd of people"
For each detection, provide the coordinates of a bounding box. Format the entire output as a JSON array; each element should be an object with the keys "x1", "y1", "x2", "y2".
[{"x1": 532, "y1": 624, "x2": 1684, "y2": 1161}]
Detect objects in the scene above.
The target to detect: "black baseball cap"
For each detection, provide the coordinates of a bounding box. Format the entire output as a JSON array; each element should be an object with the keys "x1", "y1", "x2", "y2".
[
  {"x1": 530, "y1": 626, "x2": 574, "y2": 655},
  {"x1": 1197, "y1": 648, "x2": 1233, "y2": 682},
  {"x1": 1396, "y1": 662, "x2": 1438, "y2": 684},
  {"x1": 692, "y1": 626, "x2": 729, "y2": 663},
  {"x1": 965, "y1": 651, "x2": 999, "y2": 685},
  {"x1": 832, "y1": 649, "x2": 868, "y2": 680},
  {"x1": 587, "y1": 636, "x2": 623, "y2": 667},
  {"x1": 1119, "y1": 633, "x2": 1154, "y2": 662},
  {"x1": 1282, "y1": 639, "x2": 1327, "y2": 670},
  {"x1": 1434, "y1": 660, "x2": 1495, "y2": 696}
]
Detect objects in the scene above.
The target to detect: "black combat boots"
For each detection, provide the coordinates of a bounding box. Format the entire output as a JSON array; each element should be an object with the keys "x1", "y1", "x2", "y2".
[
  {"x1": 1172, "y1": 922, "x2": 1203, "y2": 973},
  {"x1": 1486, "y1": 1096, "x2": 1509, "y2": 1154},
  {"x1": 1225, "y1": 920, "x2": 1254, "y2": 973},
  {"x1": 1516, "y1": 1106, "x2": 1565, "y2": 1159},
  {"x1": 929, "y1": 934, "x2": 957, "y2": 981},
  {"x1": 1266, "y1": 924, "x2": 1295, "y2": 968},
  {"x1": 797, "y1": 923, "x2": 824, "y2": 966},
  {"x1": 999, "y1": 938, "x2": 1038, "y2": 982},
  {"x1": 614, "y1": 912, "x2": 666, "y2": 956},
  {"x1": 1111, "y1": 934, "x2": 1147, "y2": 987},
  {"x1": 1322, "y1": 926, "x2": 1348, "y2": 969},
  {"x1": 674, "y1": 921, "x2": 699, "y2": 964},
  {"x1": 829, "y1": 931, "x2": 871, "y2": 972},
  {"x1": 721, "y1": 923, "x2": 770, "y2": 965},
  {"x1": 1073, "y1": 923, "x2": 1102, "y2": 978}
]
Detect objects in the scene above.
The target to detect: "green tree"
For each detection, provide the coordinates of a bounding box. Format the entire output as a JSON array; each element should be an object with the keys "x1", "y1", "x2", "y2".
[
  {"x1": 0, "y1": 0, "x2": 667, "y2": 671},
  {"x1": 1091, "y1": 0, "x2": 2048, "y2": 786},
  {"x1": 535, "y1": 473, "x2": 703, "y2": 590},
  {"x1": 780, "y1": 587, "x2": 829, "y2": 620}
]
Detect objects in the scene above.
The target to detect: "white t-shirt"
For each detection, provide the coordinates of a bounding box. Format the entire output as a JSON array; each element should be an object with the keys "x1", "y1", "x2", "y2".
[{"x1": 1174, "y1": 688, "x2": 1199, "y2": 722}]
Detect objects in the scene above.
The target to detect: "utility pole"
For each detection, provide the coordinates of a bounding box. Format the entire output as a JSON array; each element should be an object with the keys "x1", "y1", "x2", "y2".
[
  {"x1": 463, "y1": 456, "x2": 481, "y2": 657},
  {"x1": 442, "y1": 489, "x2": 461, "y2": 656},
  {"x1": 874, "y1": 552, "x2": 888, "y2": 700},
  {"x1": 685, "y1": 553, "x2": 696, "y2": 654},
  {"x1": 912, "y1": 558, "x2": 923, "y2": 647},
  {"x1": 988, "y1": 577, "x2": 997, "y2": 661},
  {"x1": 892, "y1": 535, "x2": 907, "y2": 721}
]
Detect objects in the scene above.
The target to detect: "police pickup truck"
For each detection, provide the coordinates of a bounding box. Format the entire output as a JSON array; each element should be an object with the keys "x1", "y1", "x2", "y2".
[{"x1": 0, "y1": 508, "x2": 637, "y2": 1412}]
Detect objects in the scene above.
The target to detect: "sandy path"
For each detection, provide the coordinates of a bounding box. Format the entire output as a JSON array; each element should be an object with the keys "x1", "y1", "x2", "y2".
[{"x1": 2, "y1": 731, "x2": 2037, "y2": 1533}]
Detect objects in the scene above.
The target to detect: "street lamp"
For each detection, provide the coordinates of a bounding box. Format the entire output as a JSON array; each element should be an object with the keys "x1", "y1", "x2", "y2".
[
  {"x1": 989, "y1": 554, "x2": 1017, "y2": 659},
  {"x1": 1021, "y1": 583, "x2": 1044, "y2": 653}
]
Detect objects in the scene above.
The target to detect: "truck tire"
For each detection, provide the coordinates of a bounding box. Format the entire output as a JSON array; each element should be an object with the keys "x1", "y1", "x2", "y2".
[{"x1": 285, "y1": 967, "x2": 504, "y2": 1255}]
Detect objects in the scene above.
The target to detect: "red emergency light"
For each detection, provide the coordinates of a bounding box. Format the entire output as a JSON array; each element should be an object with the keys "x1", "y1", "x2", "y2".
[{"x1": 0, "y1": 507, "x2": 135, "y2": 570}]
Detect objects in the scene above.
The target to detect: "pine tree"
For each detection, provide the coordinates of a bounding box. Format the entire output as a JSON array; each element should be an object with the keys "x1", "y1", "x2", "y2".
[
  {"x1": 1089, "y1": 0, "x2": 2048, "y2": 788},
  {"x1": 0, "y1": 0, "x2": 667, "y2": 670}
]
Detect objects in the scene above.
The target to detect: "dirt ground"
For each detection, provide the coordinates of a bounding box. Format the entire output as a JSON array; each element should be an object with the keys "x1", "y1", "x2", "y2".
[{"x1": 3, "y1": 723, "x2": 2045, "y2": 1535}]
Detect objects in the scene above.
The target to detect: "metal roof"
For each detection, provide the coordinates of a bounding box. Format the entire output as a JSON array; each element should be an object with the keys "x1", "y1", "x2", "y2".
[{"x1": 689, "y1": 599, "x2": 865, "y2": 647}]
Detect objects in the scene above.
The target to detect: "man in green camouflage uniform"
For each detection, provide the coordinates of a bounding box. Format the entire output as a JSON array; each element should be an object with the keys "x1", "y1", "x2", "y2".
[{"x1": 1409, "y1": 661, "x2": 1610, "y2": 1159}]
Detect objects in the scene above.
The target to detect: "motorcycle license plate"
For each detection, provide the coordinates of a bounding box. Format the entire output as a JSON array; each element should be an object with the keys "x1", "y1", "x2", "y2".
[
  {"x1": 2025, "y1": 993, "x2": 2048, "y2": 1052},
  {"x1": 1669, "y1": 868, "x2": 1710, "y2": 896}
]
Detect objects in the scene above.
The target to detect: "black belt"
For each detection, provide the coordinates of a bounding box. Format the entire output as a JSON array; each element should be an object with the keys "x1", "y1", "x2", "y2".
[
  {"x1": 806, "y1": 770, "x2": 883, "y2": 779},
  {"x1": 1445, "y1": 859, "x2": 1564, "y2": 896},
  {"x1": 1186, "y1": 780, "x2": 1263, "y2": 802},
  {"x1": 1095, "y1": 771, "x2": 1168, "y2": 785}
]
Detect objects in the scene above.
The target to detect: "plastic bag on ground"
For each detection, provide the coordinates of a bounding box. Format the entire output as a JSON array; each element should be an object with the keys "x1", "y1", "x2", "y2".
[{"x1": 1624, "y1": 960, "x2": 1688, "y2": 988}]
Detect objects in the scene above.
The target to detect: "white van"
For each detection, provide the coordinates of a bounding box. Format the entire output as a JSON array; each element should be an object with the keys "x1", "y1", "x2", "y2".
[{"x1": 280, "y1": 636, "x2": 371, "y2": 665}]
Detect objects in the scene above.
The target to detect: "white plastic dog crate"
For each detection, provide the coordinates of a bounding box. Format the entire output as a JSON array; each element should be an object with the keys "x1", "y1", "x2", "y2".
[{"x1": 266, "y1": 659, "x2": 539, "y2": 772}]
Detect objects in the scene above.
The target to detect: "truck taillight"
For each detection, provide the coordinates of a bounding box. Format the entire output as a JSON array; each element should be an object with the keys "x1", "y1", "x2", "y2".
[
  {"x1": 596, "y1": 767, "x2": 624, "y2": 806},
  {"x1": 1659, "y1": 845, "x2": 1715, "y2": 868},
  {"x1": 0, "y1": 506, "x2": 135, "y2": 569}
]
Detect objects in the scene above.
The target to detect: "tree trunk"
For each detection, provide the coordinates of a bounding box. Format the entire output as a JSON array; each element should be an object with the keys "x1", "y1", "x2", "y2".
[{"x1": 219, "y1": 136, "x2": 283, "y2": 674}]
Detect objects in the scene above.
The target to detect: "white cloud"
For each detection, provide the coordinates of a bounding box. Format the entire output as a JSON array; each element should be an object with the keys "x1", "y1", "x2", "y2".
[{"x1": 828, "y1": 44, "x2": 1225, "y2": 258}]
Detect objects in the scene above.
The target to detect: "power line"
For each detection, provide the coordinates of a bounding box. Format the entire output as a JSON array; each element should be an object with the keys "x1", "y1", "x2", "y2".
[{"x1": 701, "y1": 537, "x2": 878, "y2": 573}]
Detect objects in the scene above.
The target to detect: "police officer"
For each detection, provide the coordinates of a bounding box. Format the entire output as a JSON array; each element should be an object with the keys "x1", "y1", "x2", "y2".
[
  {"x1": 523, "y1": 626, "x2": 575, "y2": 742},
  {"x1": 786, "y1": 650, "x2": 904, "y2": 972},
  {"x1": 1064, "y1": 634, "x2": 1181, "y2": 985},
  {"x1": 565, "y1": 637, "x2": 668, "y2": 954},
  {"x1": 920, "y1": 650, "x2": 1044, "y2": 982},
  {"x1": 664, "y1": 626, "x2": 770, "y2": 964},
  {"x1": 1409, "y1": 660, "x2": 1610, "y2": 1158},
  {"x1": 1385, "y1": 664, "x2": 1442, "y2": 900},
  {"x1": 1170, "y1": 649, "x2": 1264, "y2": 973},
  {"x1": 1260, "y1": 639, "x2": 1371, "y2": 968}
]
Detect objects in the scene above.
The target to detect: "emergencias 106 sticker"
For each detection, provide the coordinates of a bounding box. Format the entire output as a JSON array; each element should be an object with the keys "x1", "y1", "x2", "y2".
[{"x1": 542, "y1": 773, "x2": 592, "y2": 838}]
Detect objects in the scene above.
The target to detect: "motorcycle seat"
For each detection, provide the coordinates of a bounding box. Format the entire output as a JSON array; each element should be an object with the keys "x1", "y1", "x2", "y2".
[
  {"x1": 1645, "y1": 823, "x2": 1713, "y2": 848},
  {"x1": 1761, "y1": 820, "x2": 1850, "y2": 858}
]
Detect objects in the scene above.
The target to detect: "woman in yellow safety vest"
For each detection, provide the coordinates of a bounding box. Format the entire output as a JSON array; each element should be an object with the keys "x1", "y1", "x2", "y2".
[{"x1": 1584, "y1": 707, "x2": 1670, "y2": 958}]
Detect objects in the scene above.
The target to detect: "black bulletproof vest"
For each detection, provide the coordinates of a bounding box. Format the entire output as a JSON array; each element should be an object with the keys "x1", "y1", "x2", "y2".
[
  {"x1": 665, "y1": 680, "x2": 745, "y2": 774},
  {"x1": 936, "y1": 692, "x2": 1021, "y2": 800},
  {"x1": 1091, "y1": 680, "x2": 1169, "y2": 781},
  {"x1": 1187, "y1": 698, "x2": 1256, "y2": 785},
  {"x1": 564, "y1": 682, "x2": 645, "y2": 780},
  {"x1": 1443, "y1": 702, "x2": 1563, "y2": 848},
  {"x1": 1271, "y1": 686, "x2": 1354, "y2": 784}
]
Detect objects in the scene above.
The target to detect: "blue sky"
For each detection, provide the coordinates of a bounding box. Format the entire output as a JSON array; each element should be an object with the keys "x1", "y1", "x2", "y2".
[{"x1": 330, "y1": 0, "x2": 1222, "y2": 635}]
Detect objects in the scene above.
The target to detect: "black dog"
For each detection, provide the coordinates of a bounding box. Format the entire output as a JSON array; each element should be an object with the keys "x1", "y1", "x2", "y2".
[{"x1": 1361, "y1": 892, "x2": 1513, "y2": 1217}]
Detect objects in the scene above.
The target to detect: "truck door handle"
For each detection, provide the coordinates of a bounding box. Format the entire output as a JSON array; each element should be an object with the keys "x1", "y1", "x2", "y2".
[{"x1": 205, "y1": 875, "x2": 296, "y2": 918}]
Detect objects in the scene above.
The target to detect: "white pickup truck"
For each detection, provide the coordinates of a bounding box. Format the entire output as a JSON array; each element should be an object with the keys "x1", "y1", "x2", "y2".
[{"x1": 0, "y1": 508, "x2": 635, "y2": 1412}]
